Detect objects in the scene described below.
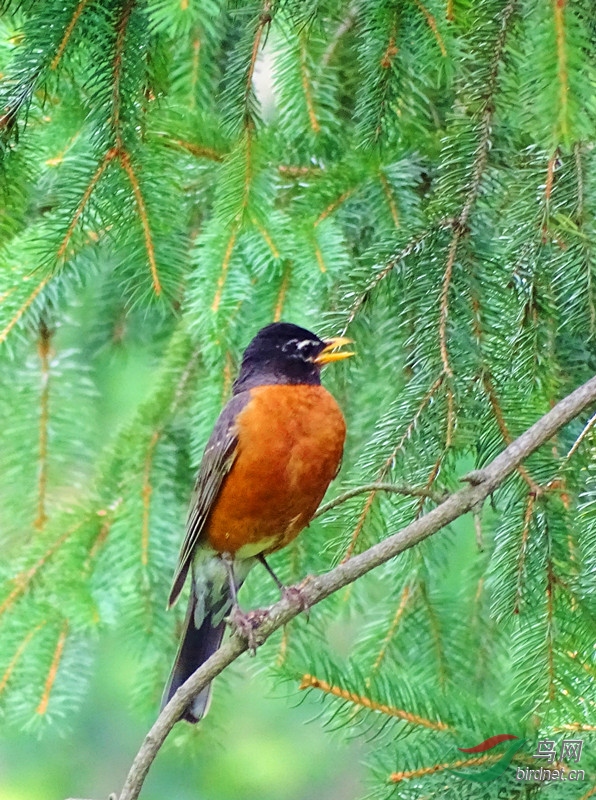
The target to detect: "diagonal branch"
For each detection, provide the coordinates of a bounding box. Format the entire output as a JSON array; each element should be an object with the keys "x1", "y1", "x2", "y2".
[
  {"x1": 50, "y1": 0, "x2": 91, "y2": 70},
  {"x1": 314, "y1": 482, "x2": 446, "y2": 517},
  {"x1": 119, "y1": 150, "x2": 162, "y2": 295},
  {"x1": 299, "y1": 673, "x2": 452, "y2": 731},
  {"x1": 342, "y1": 218, "x2": 455, "y2": 334},
  {"x1": 115, "y1": 371, "x2": 596, "y2": 800}
]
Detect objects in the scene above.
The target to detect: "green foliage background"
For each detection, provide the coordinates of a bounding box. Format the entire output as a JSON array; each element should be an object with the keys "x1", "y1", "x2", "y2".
[{"x1": 1, "y1": 0, "x2": 596, "y2": 798}]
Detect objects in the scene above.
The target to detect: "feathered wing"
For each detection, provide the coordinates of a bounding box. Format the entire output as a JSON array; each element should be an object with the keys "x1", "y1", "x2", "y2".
[
  {"x1": 162, "y1": 392, "x2": 252, "y2": 722},
  {"x1": 167, "y1": 392, "x2": 250, "y2": 608}
]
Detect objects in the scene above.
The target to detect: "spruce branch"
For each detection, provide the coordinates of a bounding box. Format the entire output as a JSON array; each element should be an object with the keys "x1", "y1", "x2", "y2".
[
  {"x1": 36, "y1": 620, "x2": 69, "y2": 716},
  {"x1": 342, "y1": 372, "x2": 445, "y2": 560},
  {"x1": 210, "y1": 132, "x2": 255, "y2": 312},
  {"x1": 0, "y1": 621, "x2": 48, "y2": 696},
  {"x1": 56, "y1": 149, "x2": 119, "y2": 262},
  {"x1": 413, "y1": 386, "x2": 454, "y2": 519},
  {"x1": 482, "y1": 372, "x2": 540, "y2": 492},
  {"x1": 545, "y1": 558, "x2": 556, "y2": 702},
  {"x1": 389, "y1": 752, "x2": 508, "y2": 783},
  {"x1": 368, "y1": 584, "x2": 412, "y2": 678},
  {"x1": 342, "y1": 218, "x2": 455, "y2": 333},
  {"x1": 299, "y1": 33, "x2": 320, "y2": 134},
  {"x1": 314, "y1": 187, "x2": 358, "y2": 227},
  {"x1": 244, "y1": 0, "x2": 273, "y2": 122},
  {"x1": 119, "y1": 150, "x2": 162, "y2": 296},
  {"x1": 161, "y1": 137, "x2": 225, "y2": 162},
  {"x1": 553, "y1": 0, "x2": 569, "y2": 141},
  {"x1": 0, "y1": 275, "x2": 50, "y2": 345},
  {"x1": 378, "y1": 169, "x2": 400, "y2": 227},
  {"x1": 250, "y1": 216, "x2": 280, "y2": 259},
  {"x1": 139, "y1": 345, "x2": 201, "y2": 567},
  {"x1": 512, "y1": 491, "x2": 536, "y2": 615},
  {"x1": 111, "y1": 0, "x2": 136, "y2": 146},
  {"x1": 419, "y1": 580, "x2": 447, "y2": 685},
  {"x1": 277, "y1": 164, "x2": 322, "y2": 177},
  {"x1": 50, "y1": 0, "x2": 91, "y2": 71},
  {"x1": 211, "y1": 225, "x2": 240, "y2": 313},
  {"x1": 0, "y1": 518, "x2": 86, "y2": 621},
  {"x1": 321, "y1": 2, "x2": 359, "y2": 68},
  {"x1": 372, "y1": 10, "x2": 399, "y2": 142},
  {"x1": 298, "y1": 673, "x2": 453, "y2": 731},
  {"x1": 563, "y1": 409, "x2": 596, "y2": 463},
  {"x1": 438, "y1": 0, "x2": 517, "y2": 377},
  {"x1": 273, "y1": 262, "x2": 290, "y2": 321},
  {"x1": 113, "y1": 371, "x2": 596, "y2": 800},
  {"x1": 411, "y1": 0, "x2": 447, "y2": 57}
]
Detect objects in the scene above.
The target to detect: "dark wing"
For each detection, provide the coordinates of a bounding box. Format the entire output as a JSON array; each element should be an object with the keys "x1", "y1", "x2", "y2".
[{"x1": 167, "y1": 392, "x2": 250, "y2": 608}]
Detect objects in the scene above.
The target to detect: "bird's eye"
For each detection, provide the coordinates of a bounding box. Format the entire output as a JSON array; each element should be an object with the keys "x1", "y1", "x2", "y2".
[
  {"x1": 281, "y1": 338, "x2": 320, "y2": 358},
  {"x1": 281, "y1": 338, "x2": 300, "y2": 354},
  {"x1": 296, "y1": 340, "x2": 321, "y2": 359},
  {"x1": 296, "y1": 340, "x2": 315, "y2": 351}
]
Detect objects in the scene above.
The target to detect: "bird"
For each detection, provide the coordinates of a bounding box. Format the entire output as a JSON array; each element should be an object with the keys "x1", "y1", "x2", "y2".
[{"x1": 162, "y1": 321, "x2": 353, "y2": 723}]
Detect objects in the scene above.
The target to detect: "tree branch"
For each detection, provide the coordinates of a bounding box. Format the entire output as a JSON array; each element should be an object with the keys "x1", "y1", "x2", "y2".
[
  {"x1": 114, "y1": 372, "x2": 596, "y2": 800},
  {"x1": 314, "y1": 482, "x2": 447, "y2": 517}
]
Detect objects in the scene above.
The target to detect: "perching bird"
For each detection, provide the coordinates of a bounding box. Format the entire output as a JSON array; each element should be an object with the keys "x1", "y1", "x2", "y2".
[{"x1": 162, "y1": 322, "x2": 352, "y2": 722}]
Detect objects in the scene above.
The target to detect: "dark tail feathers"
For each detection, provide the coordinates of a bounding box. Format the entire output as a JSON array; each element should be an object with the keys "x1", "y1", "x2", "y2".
[{"x1": 161, "y1": 591, "x2": 226, "y2": 723}]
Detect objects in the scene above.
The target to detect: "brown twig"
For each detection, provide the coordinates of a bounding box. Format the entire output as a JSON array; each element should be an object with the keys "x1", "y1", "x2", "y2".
[
  {"x1": 51, "y1": 0, "x2": 91, "y2": 70},
  {"x1": 563, "y1": 409, "x2": 596, "y2": 463},
  {"x1": 299, "y1": 34, "x2": 320, "y2": 133},
  {"x1": 113, "y1": 371, "x2": 596, "y2": 800},
  {"x1": 119, "y1": 151, "x2": 162, "y2": 295},
  {"x1": 299, "y1": 673, "x2": 452, "y2": 731},
  {"x1": 112, "y1": 0, "x2": 136, "y2": 146},
  {"x1": 245, "y1": 2, "x2": 272, "y2": 116},
  {"x1": 314, "y1": 482, "x2": 446, "y2": 518},
  {"x1": 321, "y1": 3, "x2": 359, "y2": 67}
]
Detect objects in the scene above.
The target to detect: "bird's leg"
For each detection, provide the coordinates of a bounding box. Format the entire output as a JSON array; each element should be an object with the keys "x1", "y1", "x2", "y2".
[
  {"x1": 257, "y1": 554, "x2": 310, "y2": 616},
  {"x1": 221, "y1": 552, "x2": 241, "y2": 607},
  {"x1": 221, "y1": 553, "x2": 267, "y2": 653},
  {"x1": 257, "y1": 553, "x2": 285, "y2": 591}
]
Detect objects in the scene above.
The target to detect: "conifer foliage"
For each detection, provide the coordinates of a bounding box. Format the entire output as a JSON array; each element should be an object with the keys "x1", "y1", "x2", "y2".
[{"x1": 1, "y1": 0, "x2": 596, "y2": 796}]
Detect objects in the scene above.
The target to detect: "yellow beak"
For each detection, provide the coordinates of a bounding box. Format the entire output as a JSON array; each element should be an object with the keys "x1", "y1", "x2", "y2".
[{"x1": 314, "y1": 336, "x2": 354, "y2": 365}]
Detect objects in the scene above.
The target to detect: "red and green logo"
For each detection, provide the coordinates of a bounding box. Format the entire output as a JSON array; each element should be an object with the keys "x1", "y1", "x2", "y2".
[{"x1": 449, "y1": 734, "x2": 526, "y2": 783}]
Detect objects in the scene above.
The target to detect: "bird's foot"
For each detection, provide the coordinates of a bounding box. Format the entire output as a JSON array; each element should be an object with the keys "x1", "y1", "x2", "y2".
[
  {"x1": 256, "y1": 555, "x2": 312, "y2": 617},
  {"x1": 227, "y1": 605, "x2": 269, "y2": 654},
  {"x1": 281, "y1": 576, "x2": 312, "y2": 618}
]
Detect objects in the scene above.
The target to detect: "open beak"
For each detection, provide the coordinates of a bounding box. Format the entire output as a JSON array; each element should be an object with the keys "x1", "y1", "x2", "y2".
[{"x1": 314, "y1": 336, "x2": 354, "y2": 365}]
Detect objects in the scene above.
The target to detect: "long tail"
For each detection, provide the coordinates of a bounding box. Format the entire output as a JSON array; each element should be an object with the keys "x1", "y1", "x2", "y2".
[
  {"x1": 161, "y1": 590, "x2": 226, "y2": 723},
  {"x1": 162, "y1": 554, "x2": 255, "y2": 723}
]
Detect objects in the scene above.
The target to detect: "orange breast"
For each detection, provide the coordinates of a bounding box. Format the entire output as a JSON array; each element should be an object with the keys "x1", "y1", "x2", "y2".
[{"x1": 205, "y1": 384, "x2": 346, "y2": 556}]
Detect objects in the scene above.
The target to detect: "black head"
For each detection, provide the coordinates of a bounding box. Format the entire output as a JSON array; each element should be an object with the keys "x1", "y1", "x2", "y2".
[{"x1": 232, "y1": 322, "x2": 353, "y2": 393}]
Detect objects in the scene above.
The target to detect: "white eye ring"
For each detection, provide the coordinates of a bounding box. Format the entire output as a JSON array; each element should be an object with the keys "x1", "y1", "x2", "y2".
[
  {"x1": 281, "y1": 338, "x2": 299, "y2": 352},
  {"x1": 296, "y1": 339, "x2": 318, "y2": 351}
]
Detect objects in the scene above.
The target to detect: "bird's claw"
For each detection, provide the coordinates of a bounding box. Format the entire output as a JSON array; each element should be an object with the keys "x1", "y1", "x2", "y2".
[
  {"x1": 227, "y1": 605, "x2": 269, "y2": 654},
  {"x1": 281, "y1": 577, "x2": 312, "y2": 619}
]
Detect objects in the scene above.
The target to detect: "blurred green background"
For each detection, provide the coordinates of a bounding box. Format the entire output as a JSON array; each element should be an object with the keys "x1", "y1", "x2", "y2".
[{"x1": 0, "y1": 633, "x2": 365, "y2": 800}]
